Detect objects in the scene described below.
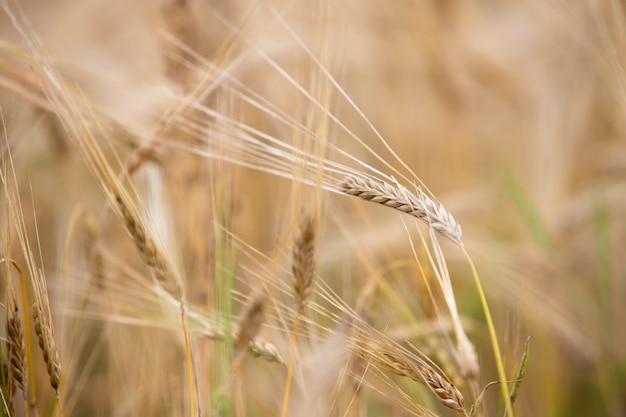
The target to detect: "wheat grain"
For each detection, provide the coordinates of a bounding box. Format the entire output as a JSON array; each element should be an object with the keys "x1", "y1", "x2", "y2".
[{"x1": 339, "y1": 175, "x2": 462, "y2": 244}]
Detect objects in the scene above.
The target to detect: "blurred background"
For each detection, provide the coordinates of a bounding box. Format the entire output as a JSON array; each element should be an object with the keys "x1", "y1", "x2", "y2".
[{"x1": 1, "y1": 0, "x2": 625, "y2": 416}]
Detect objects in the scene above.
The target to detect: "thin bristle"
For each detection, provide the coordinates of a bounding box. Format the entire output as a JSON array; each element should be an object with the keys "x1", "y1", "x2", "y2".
[
  {"x1": 292, "y1": 215, "x2": 316, "y2": 311},
  {"x1": 339, "y1": 175, "x2": 462, "y2": 244}
]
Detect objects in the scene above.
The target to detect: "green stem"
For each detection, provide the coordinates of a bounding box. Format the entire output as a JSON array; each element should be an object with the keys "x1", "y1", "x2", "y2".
[{"x1": 461, "y1": 245, "x2": 513, "y2": 417}]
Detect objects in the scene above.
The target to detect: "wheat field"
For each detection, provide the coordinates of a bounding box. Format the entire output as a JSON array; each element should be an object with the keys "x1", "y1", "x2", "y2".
[{"x1": 0, "y1": 0, "x2": 624, "y2": 416}]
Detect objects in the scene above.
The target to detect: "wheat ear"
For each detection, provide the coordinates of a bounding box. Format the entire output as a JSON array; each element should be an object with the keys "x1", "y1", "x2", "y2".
[
  {"x1": 32, "y1": 303, "x2": 61, "y2": 392},
  {"x1": 6, "y1": 296, "x2": 26, "y2": 394},
  {"x1": 5, "y1": 292, "x2": 25, "y2": 416},
  {"x1": 235, "y1": 297, "x2": 267, "y2": 351},
  {"x1": 339, "y1": 175, "x2": 462, "y2": 244},
  {"x1": 292, "y1": 215, "x2": 316, "y2": 311},
  {"x1": 352, "y1": 323, "x2": 468, "y2": 416},
  {"x1": 216, "y1": 296, "x2": 267, "y2": 403},
  {"x1": 1, "y1": 258, "x2": 32, "y2": 412},
  {"x1": 374, "y1": 349, "x2": 467, "y2": 414},
  {"x1": 231, "y1": 296, "x2": 267, "y2": 375},
  {"x1": 113, "y1": 193, "x2": 182, "y2": 300},
  {"x1": 282, "y1": 214, "x2": 318, "y2": 417}
]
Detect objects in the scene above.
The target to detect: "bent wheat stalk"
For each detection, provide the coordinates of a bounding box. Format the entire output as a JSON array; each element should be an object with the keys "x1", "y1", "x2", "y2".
[{"x1": 341, "y1": 174, "x2": 514, "y2": 415}]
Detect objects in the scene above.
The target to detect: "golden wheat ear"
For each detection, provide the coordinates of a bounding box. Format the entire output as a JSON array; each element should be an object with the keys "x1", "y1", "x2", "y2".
[
  {"x1": 4, "y1": 290, "x2": 25, "y2": 416},
  {"x1": 32, "y1": 302, "x2": 61, "y2": 392},
  {"x1": 352, "y1": 325, "x2": 469, "y2": 416},
  {"x1": 222, "y1": 295, "x2": 267, "y2": 391},
  {"x1": 235, "y1": 296, "x2": 267, "y2": 352},
  {"x1": 112, "y1": 191, "x2": 183, "y2": 300},
  {"x1": 6, "y1": 293, "x2": 26, "y2": 395},
  {"x1": 292, "y1": 214, "x2": 317, "y2": 312},
  {"x1": 281, "y1": 213, "x2": 319, "y2": 417},
  {"x1": 339, "y1": 175, "x2": 462, "y2": 244}
]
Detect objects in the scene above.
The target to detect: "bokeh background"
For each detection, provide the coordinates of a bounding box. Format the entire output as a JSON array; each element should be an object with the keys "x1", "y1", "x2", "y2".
[{"x1": 1, "y1": 0, "x2": 625, "y2": 416}]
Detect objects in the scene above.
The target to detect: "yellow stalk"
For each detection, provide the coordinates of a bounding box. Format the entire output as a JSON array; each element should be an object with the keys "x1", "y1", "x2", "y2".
[
  {"x1": 280, "y1": 314, "x2": 300, "y2": 417},
  {"x1": 181, "y1": 305, "x2": 195, "y2": 417},
  {"x1": 460, "y1": 245, "x2": 514, "y2": 417}
]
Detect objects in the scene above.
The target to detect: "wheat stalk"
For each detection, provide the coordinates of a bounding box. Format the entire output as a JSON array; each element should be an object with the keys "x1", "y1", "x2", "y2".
[{"x1": 339, "y1": 175, "x2": 462, "y2": 245}]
